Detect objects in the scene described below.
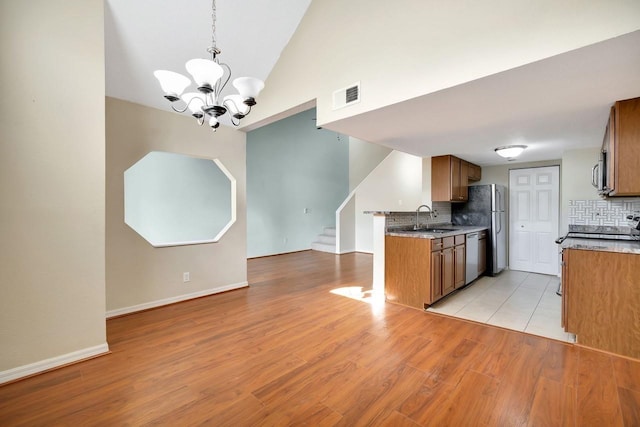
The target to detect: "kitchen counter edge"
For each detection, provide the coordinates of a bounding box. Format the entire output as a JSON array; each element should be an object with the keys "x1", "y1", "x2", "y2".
[
  {"x1": 386, "y1": 226, "x2": 488, "y2": 239},
  {"x1": 560, "y1": 238, "x2": 640, "y2": 255}
]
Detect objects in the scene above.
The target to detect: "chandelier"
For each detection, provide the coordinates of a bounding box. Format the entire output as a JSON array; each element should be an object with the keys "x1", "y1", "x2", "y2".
[{"x1": 153, "y1": 0, "x2": 264, "y2": 131}]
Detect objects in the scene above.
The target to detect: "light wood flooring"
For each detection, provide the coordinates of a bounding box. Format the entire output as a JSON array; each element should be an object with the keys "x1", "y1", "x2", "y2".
[{"x1": 1, "y1": 251, "x2": 639, "y2": 425}]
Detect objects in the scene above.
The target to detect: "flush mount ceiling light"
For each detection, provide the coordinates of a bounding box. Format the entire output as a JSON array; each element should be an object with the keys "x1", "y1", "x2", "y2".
[
  {"x1": 153, "y1": 0, "x2": 264, "y2": 131},
  {"x1": 494, "y1": 145, "x2": 527, "y2": 159}
]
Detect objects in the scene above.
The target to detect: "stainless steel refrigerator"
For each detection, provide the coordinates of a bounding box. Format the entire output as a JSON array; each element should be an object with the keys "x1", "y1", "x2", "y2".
[{"x1": 451, "y1": 184, "x2": 507, "y2": 276}]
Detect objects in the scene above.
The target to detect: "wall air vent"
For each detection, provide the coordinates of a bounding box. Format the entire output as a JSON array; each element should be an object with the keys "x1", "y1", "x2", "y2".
[{"x1": 332, "y1": 82, "x2": 361, "y2": 110}]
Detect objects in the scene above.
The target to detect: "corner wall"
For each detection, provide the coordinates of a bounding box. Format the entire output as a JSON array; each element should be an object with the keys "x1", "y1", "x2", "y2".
[
  {"x1": 0, "y1": 0, "x2": 107, "y2": 378},
  {"x1": 106, "y1": 98, "x2": 247, "y2": 315}
]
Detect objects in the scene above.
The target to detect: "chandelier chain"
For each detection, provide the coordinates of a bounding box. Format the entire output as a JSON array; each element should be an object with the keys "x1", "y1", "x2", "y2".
[{"x1": 209, "y1": 0, "x2": 218, "y2": 56}]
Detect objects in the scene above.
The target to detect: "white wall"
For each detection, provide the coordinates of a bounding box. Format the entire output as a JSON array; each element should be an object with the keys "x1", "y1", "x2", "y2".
[
  {"x1": 106, "y1": 98, "x2": 248, "y2": 315},
  {"x1": 349, "y1": 137, "x2": 392, "y2": 191},
  {"x1": 243, "y1": 0, "x2": 640, "y2": 130},
  {"x1": 355, "y1": 151, "x2": 423, "y2": 252},
  {"x1": 0, "y1": 0, "x2": 107, "y2": 378},
  {"x1": 561, "y1": 147, "x2": 601, "y2": 233}
]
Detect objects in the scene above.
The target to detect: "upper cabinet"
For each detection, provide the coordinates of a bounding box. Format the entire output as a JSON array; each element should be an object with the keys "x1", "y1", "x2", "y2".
[
  {"x1": 467, "y1": 162, "x2": 482, "y2": 181},
  {"x1": 432, "y1": 155, "x2": 481, "y2": 202},
  {"x1": 603, "y1": 97, "x2": 640, "y2": 197}
]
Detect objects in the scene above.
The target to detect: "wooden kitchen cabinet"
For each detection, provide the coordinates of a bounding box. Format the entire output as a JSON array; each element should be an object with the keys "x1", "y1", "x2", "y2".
[
  {"x1": 430, "y1": 250, "x2": 443, "y2": 302},
  {"x1": 468, "y1": 163, "x2": 482, "y2": 181},
  {"x1": 440, "y1": 247, "x2": 455, "y2": 297},
  {"x1": 385, "y1": 236, "x2": 430, "y2": 309},
  {"x1": 562, "y1": 248, "x2": 640, "y2": 359},
  {"x1": 384, "y1": 234, "x2": 464, "y2": 309},
  {"x1": 603, "y1": 97, "x2": 640, "y2": 197},
  {"x1": 431, "y1": 155, "x2": 481, "y2": 202},
  {"x1": 453, "y1": 234, "x2": 466, "y2": 289}
]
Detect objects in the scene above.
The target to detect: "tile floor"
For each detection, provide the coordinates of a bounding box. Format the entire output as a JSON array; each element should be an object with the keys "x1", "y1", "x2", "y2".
[{"x1": 427, "y1": 269, "x2": 576, "y2": 343}]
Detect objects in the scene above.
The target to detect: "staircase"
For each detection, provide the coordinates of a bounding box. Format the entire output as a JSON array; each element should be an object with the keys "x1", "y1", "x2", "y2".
[{"x1": 311, "y1": 226, "x2": 336, "y2": 253}]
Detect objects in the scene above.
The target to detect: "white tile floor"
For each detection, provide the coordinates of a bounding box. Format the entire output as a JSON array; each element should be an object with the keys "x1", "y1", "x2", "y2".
[{"x1": 427, "y1": 270, "x2": 576, "y2": 343}]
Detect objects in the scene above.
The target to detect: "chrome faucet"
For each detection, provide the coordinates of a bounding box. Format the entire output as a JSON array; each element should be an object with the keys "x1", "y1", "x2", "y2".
[{"x1": 414, "y1": 204, "x2": 434, "y2": 230}]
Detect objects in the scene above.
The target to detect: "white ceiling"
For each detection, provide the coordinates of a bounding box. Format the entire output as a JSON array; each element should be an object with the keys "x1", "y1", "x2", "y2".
[
  {"x1": 322, "y1": 30, "x2": 640, "y2": 166},
  {"x1": 105, "y1": 0, "x2": 312, "y2": 117},
  {"x1": 105, "y1": 1, "x2": 640, "y2": 166}
]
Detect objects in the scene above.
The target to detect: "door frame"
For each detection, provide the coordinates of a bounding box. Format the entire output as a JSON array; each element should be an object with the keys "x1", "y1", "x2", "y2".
[{"x1": 508, "y1": 165, "x2": 561, "y2": 275}]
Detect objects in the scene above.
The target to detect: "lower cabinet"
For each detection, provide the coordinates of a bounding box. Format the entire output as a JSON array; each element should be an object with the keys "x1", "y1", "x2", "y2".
[
  {"x1": 385, "y1": 234, "x2": 466, "y2": 310},
  {"x1": 454, "y1": 236, "x2": 466, "y2": 288},
  {"x1": 562, "y1": 248, "x2": 640, "y2": 359},
  {"x1": 440, "y1": 246, "x2": 455, "y2": 296}
]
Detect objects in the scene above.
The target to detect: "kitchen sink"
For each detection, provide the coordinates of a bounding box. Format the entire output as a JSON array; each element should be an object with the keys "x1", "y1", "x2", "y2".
[{"x1": 419, "y1": 228, "x2": 455, "y2": 233}]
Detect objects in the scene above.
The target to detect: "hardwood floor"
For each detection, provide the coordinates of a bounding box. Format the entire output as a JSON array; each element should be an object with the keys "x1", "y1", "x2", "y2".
[{"x1": 1, "y1": 251, "x2": 639, "y2": 426}]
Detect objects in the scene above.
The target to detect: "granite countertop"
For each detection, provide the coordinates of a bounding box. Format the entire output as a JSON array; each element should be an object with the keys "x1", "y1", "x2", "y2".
[
  {"x1": 560, "y1": 238, "x2": 640, "y2": 255},
  {"x1": 560, "y1": 224, "x2": 640, "y2": 254},
  {"x1": 386, "y1": 225, "x2": 488, "y2": 239}
]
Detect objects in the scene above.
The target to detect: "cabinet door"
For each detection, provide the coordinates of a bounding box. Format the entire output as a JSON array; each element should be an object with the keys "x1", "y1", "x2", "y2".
[
  {"x1": 451, "y1": 157, "x2": 462, "y2": 201},
  {"x1": 458, "y1": 160, "x2": 468, "y2": 202},
  {"x1": 609, "y1": 98, "x2": 640, "y2": 196},
  {"x1": 431, "y1": 156, "x2": 453, "y2": 202},
  {"x1": 442, "y1": 247, "x2": 455, "y2": 296},
  {"x1": 468, "y1": 163, "x2": 482, "y2": 181},
  {"x1": 478, "y1": 237, "x2": 487, "y2": 275},
  {"x1": 431, "y1": 250, "x2": 443, "y2": 302},
  {"x1": 454, "y1": 244, "x2": 465, "y2": 288}
]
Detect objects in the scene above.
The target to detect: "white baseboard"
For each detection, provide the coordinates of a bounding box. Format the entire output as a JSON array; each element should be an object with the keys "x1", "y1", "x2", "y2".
[
  {"x1": 0, "y1": 343, "x2": 109, "y2": 385},
  {"x1": 106, "y1": 281, "x2": 249, "y2": 318}
]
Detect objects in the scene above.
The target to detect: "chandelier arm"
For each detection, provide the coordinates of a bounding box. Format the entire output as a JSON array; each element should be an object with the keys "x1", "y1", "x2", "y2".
[
  {"x1": 171, "y1": 96, "x2": 205, "y2": 115},
  {"x1": 222, "y1": 98, "x2": 241, "y2": 115},
  {"x1": 214, "y1": 62, "x2": 232, "y2": 101},
  {"x1": 170, "y1": 102, "x2": 190, "y2": 114},
  {"x1": 197, "y1": 115, "x2": 205, "y2": 126}
]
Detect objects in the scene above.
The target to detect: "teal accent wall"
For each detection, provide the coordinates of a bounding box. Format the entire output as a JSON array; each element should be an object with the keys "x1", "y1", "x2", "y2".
[{"x1": 247, "y1": 108, "x2": 349, "y2": 258}]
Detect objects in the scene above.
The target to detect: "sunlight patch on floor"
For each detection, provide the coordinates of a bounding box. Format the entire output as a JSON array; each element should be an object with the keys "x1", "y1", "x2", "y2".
[{"x1": 330, "y1": 286, "x2": 386, "y2": 315}]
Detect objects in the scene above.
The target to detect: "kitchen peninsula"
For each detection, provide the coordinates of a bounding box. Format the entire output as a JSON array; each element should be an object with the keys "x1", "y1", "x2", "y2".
[{"x1": 366, "y1": 210, "x2": 488, "y2": 310}]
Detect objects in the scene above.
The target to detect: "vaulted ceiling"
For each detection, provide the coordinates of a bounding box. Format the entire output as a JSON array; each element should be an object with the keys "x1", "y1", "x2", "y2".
[{"x1": 105, "y1": 1, "x2": 640, "y2": 166}]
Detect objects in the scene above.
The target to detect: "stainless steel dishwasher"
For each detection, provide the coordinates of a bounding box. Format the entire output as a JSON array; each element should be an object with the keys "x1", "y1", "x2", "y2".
[{"x1": 465, "y1": 232, "x2": 479, "y2": 285}]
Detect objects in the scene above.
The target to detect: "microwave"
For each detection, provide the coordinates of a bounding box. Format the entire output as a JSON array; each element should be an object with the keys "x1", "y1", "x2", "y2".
[{"x1": 591, "y1": 151, "x2": 608, "y2": 196}]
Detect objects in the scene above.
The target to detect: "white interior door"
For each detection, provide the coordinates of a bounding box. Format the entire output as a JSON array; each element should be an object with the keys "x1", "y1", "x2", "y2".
[{"x1": 509, "y1": 166, "x2": 559, "y2": 275}]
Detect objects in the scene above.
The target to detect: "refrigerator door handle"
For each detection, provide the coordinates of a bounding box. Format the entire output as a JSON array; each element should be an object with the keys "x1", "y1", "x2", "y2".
[{"x1": 496, "y1": 211, "x2": 502, "y2": 234}]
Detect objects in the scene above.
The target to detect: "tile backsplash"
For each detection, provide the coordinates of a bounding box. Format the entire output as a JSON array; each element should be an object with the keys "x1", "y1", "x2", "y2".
[
  {"x1": 568, "y1": 199, "x2": 640, "y2": 226},
  {"x1": 385, "y1": 202, "x2": 452, "y2": 229}
]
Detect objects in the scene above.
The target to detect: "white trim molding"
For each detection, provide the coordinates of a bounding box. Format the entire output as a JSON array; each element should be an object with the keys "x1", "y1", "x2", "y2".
[
  {"x1": 0, "y1": 343, "x2": 109, "y2": 385},
  {"x1": 106, "y1": 281, "x2": 249, "y2": 318}
]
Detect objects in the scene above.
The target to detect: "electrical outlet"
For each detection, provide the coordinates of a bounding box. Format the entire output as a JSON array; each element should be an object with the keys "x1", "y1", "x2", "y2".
[{"x1": 183, "y1": 272, "x2": 190, "y2": 283}]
